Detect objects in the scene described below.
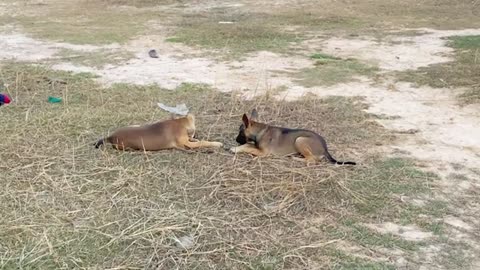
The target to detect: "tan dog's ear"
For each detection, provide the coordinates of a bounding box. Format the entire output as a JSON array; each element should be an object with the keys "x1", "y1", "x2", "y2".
[
  {"x1": 250, "y1": 109, "x2": 258, "y2": 120},
  {"x1": 242, "y1": 113, "x2": 250, "y2": 127}
]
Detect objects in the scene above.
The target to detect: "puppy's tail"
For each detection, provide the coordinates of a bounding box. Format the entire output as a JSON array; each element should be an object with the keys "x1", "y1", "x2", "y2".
[
  {"x1": 316, "y1": 134, "x2": 356, "y2": 165},
  {"x1": 94, "y1": 138, "x2": 105, "y2": 149},
  {"x1": 325, "y1": 150, "x2": 356, "y2": 165}
]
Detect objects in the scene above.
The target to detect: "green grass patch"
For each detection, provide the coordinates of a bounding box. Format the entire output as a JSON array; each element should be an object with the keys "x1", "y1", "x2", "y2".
[
  {"x1": 99, "y1": 0, "x2": 181, "y2": 7},
  {"x1": 350, "y1": 158, "x2": 435, "y2": 218},
  {"x1": 396, "y1": 35, "x2": 480, "y2": 104},
  {"x1": 270, "y1": 11, "x2": 364, "y2": 31},
  {"x1": 166, "y1": 9, "x2": 367, "y2": 58},
  {"x1": 247, "y1": 254, "x2": 283, "y2": 270},
  {"x1": 311, "y1": 53, "x2": 342, "y2": 61},
  {"x1": 293, "y1": 56, "x2": 378, "y2": 87},
  {"x1": 4, "y1": 1, "x2": 160, "y2": 44},
  {"x1": 330, "y1": 249, "x2": 395, "y2": 270},
  {"x1": 449, "y1": 35, "x2": 480, "y2": 49},
  {"x1": 418, "y1": 220, "x2": 445, "y2": 236},
  {"x1": 51, "y1": 49, "x2": 135, "y2": 68},
  {"x1": 167, "y1": 11, "x2": 299, "y2": 58},
  {"x1": 349, "y1": 225, "x2": 420, "y2": 251},
  {"x1": 439, "y1": 242, "x2": 473, "y2": 269}
]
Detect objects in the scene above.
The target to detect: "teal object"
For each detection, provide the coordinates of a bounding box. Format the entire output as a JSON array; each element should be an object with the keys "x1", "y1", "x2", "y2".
[{"x1": 48, "y1": 96, "x2": 62, "y2": 103}]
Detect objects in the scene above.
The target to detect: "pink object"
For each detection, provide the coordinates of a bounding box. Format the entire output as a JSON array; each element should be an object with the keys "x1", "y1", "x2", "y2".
[{"x1": 0, "y1": 93, "x2": 11, "y2": 105}]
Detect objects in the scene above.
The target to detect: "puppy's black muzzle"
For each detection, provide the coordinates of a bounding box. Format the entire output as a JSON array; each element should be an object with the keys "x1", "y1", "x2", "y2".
[{"x1": 236, "y1": 124, "x2": 247, "y2": 144}]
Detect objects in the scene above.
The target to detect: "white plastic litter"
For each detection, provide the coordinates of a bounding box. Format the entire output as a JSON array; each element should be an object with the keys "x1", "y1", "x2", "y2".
[
  {"x1": 157, "y1": 102, "x2": 189, "y2": 116},
  {"x1": 173, "y1": 235, "x2": 195, "y2": 250}
]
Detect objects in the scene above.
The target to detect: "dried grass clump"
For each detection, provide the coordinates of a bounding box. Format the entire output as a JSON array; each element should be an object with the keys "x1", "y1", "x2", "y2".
[{"x1": 0, "y1": 64, "x2": 427, "y2": 269}]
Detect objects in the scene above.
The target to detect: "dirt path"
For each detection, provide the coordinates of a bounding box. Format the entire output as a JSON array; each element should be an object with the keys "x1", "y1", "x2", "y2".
[{"x1": 1, "y1": 27, "x2": 479, "y2": 268}]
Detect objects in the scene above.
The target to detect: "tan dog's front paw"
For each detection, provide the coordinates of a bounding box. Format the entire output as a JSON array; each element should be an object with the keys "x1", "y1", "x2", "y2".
[{"x1": 229, "y1": 146, "x2": 238, "y2": 153}]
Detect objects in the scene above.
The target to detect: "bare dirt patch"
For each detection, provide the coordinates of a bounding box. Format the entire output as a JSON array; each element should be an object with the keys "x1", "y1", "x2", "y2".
[
  {"x1": 0, "y1": 33, "x2": 119, "y2": 62},
  {"x1": 319, "y1": 29, "x2": 480, "y2": 71},
  {"x1": 444, "y1": 216, "x2": 473, "y2": 231},
  {"x1": 365, "y1": 222, "x2": 433, "y2": 242}
]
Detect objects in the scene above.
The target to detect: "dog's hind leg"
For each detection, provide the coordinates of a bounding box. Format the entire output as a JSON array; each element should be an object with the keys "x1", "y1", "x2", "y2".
[{"x1": 294, "y1": 137, "x2": 318, "y2": 163}]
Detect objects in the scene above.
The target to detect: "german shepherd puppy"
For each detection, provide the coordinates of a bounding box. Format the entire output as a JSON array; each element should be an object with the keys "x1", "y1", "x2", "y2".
[
  {"x1": 94, "y1": 114, "x2": 223, "y2": 151},
  {"x1": 231, "y1": 109, "x2": 356, "y2": 165}
]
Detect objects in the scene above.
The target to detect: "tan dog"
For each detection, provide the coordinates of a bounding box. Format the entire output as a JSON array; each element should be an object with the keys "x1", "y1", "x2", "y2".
[
  {"x1": 94, "y1": 114, "x2": 223, "y2": 151},
  {"x1": 230, "y1": 109, "x2": 356, "y2": 165}
]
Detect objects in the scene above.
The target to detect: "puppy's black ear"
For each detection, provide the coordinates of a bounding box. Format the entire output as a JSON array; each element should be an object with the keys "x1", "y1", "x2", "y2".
[{"x1": 242, "y1": 113, "x2": 250, "y2": 127}]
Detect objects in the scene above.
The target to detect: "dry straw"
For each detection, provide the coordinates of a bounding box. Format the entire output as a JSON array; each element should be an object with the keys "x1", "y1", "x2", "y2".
[{"x1": 0, "y1": 64, "x2": 399, "y2": 269}]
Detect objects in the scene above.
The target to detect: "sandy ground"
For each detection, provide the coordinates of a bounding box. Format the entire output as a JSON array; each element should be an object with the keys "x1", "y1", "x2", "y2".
[{"x1": 1, "y1": 23, "x2": 479, "y2": 269}]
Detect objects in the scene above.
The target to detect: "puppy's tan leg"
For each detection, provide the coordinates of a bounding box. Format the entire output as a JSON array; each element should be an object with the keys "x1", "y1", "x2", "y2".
[
  {"x1": 179, "y1": 135, "x2": 223, "y2": 149},
  {"x1": 230, "y1": 144, "x2": 267, "y2": 157},
  {"x1": 184, "y1": 140, "x2": 223, "y2": 148},
  {"x1": 294, "y1": 137, "x2": 318, "y2": 163}
]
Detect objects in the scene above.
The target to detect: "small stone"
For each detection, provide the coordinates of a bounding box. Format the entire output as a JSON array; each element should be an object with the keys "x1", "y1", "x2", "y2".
[{"x1": 149, "y1": 49, "x2": 159, "y2": 58}]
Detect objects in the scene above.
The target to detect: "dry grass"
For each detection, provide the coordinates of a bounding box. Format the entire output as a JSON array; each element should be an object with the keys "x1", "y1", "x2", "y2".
[
  {"x1": 0, "y1": 63, "x2": 442, "y2": 269},
  {"x1": 166, "y1": 10, "x2": 299, "y2": 58},
  {"x1": 292, "y1": 54, "x2": 379, "y2": 87},
  {"x1": 98, "y1": 0, "x2": 183, "y2": 7},
  {"x1": 50, "y1": 49, "x2": 135, "y2": 69},
  {"x1": 0, "y1": 0, "x2": 164, "y2": 44},
  {"x1": 253, "y1": 0, "x2": 480, "y2": 30}
]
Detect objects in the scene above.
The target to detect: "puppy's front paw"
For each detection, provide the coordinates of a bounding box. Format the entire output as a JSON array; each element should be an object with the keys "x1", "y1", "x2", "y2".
[
  {"x1": 229, "y1": 146, "x2": 238, "y2": 153},
  {"x1": 211, "y1": 142, "x2": 223, "y2": 148}
]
